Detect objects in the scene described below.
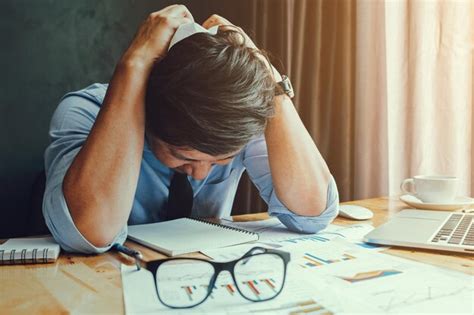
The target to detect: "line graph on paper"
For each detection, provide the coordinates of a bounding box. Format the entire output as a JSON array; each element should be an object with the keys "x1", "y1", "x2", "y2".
[{"x1": 373, "y1": 285, "x2": 474, "y2": 312}]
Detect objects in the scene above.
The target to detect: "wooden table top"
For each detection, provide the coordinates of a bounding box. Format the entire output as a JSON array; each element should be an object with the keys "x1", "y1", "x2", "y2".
[{"x1": 1, "y1": 196, "x2": 473, "y2": 314}]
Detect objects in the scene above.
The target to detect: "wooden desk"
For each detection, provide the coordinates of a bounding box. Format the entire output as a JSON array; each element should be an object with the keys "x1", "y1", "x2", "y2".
[{"x1": 1, "y1": 197, "x2": 473, "y2": 314}]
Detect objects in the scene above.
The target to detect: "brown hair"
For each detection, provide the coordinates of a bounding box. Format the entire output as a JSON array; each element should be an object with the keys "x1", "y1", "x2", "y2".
[{"x1": 145, "y1": 28, "x2": 275, "y2": 156}]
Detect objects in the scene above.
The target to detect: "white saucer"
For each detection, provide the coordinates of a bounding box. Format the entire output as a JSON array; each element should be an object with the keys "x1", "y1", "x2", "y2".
[{"x1": 400, "y1": 195, "x2": 474, "y2": 211}]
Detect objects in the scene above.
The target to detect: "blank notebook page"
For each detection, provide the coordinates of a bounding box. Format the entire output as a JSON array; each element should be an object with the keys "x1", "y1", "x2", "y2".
[{"x1": 127, "y1": 218, "x2": 259, "y2": 256}]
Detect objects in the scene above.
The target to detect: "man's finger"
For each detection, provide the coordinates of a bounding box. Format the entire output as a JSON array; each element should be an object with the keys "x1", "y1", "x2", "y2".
[
  {"x1": 170, "y1": 16, "x2": 194, "y2": 29},
  {"x1": 202, "y1": 14, "x2": 232, "y2": 29},
  {"x1": 161, "y1": 4, "x2": 194, "y2": 21}
]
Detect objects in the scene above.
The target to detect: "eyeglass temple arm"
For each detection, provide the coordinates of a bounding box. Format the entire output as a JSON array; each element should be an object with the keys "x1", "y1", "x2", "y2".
[
  {"x1": 242, "y1": 246, "x2": 268, "y2": 257},
  {"x1": 242, "y1": 246, "x2": 291, "y2": 264}
]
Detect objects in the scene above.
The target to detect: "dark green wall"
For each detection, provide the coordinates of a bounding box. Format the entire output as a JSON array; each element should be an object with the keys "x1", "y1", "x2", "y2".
[{"x1": 0, "y1": 0, "x2": 256, "y2": 237}]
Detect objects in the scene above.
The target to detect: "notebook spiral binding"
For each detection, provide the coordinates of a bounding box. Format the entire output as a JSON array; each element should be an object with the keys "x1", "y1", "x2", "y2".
[
  {"x1": 189, "y1": 217, "x2": 260, "y2": 240},
  {"x1": 0, "y1": 247, "x2": 49, "y2": 265}
]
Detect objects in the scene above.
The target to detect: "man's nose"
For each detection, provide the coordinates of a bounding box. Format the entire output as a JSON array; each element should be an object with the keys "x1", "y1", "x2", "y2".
[{"x1": 190, "y1": 162, "x2": 212, "y2": 180}]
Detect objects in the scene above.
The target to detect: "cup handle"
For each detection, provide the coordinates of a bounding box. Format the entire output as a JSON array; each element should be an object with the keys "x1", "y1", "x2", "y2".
[{"x1": 400, "y1": 178, "x2": 416, "y2": 195}]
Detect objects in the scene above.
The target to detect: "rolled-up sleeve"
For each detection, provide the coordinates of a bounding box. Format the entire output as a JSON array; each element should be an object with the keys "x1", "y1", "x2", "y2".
[
  {"x1": 43, "y1": 91, "x2": 127, "y2": 253},
  {"x1": 243, "y1": 136, "x2": 339, "y2": 234}
]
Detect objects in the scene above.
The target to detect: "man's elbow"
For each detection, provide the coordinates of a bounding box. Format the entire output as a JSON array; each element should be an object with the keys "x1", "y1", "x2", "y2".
[
  {"x1": 43, "y1": 183, "x2": 121, "y2": 253},
  {"x1": 293, "y1": 177, "x2": 339, "y2": 218},
  {"x1": 65, "y1": 195, "x2": 120, "y2": 248},
  {"x1": 286, "y1": 195, "x2": 327, "y2": 217},
  {"x1": 274, "y1": 183, "x2": 329, "y2": 217},
  {"x1": 82, "y1": 231, "x2": 115, "y2": 248},
  {"x1": 64, "y1": 190, "x2": 121, "y2": 248},
  {"x1": 72, "y1": 212, "x2": 118, "y2": 248}
]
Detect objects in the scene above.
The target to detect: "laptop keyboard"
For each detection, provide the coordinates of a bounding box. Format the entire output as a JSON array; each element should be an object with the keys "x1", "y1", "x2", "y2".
[{"x1": 431, "y1": 213, "x2": 474, "y2": 246}]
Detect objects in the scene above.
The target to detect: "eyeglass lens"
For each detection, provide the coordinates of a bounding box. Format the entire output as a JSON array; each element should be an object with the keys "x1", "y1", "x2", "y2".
[
  {"x1": 234, "y1": 253, "x2": 285, "y2": 301},
  {"x1": 156, "y1": 259, "x2": 214, "y2": 308},
  {"x1": 155, "y1": 254, "x2": 285, "y2": 308}
]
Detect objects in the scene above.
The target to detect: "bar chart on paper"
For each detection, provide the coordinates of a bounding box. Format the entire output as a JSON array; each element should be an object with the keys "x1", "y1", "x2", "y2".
[
  {"x1": 181, "y1": 283, "x2": 235, "y2": 301},
  {"x1": 240, "y1": 278, "x2": 279, "y2": 300},
  {"x1": 280, "y1": 235, "x2": 330, "y2": 245},
  {"x1": 338, "y1": 269, "x2": 402, "y2": 283},
  {"x1": 171, "y1": 277, "x2": 282, "y2": 303},
  {"x1": 320, "y1": 253, "x2": 474, "y2": 314},
  {"x1": 284, "y1": 240, "x2": 365, "y2": 271},
  {"x1": 301, "y1": 252, "x2": 356, "y2": 268}
]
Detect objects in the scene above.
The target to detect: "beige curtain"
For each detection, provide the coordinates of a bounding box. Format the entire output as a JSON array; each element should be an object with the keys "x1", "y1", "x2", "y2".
[
  {"x1": 231, "y1": 0, "x2": 474, "y2": 214},
  {"x1": 382, "y1": 0, "x2": 474, "y2": 197}
]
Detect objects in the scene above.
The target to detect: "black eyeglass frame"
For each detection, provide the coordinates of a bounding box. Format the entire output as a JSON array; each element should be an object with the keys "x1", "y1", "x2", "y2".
[{"x1": 146, "y1": 246, "x2": 291, "y2": 309}]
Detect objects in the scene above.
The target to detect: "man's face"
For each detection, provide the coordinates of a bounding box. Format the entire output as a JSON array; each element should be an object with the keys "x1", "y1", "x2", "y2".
[{"x1": 148, "y1": 137, "x2": 240, "y2": 180}]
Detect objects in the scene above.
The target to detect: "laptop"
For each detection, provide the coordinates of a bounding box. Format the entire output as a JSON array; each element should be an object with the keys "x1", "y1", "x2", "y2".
[{"x1": 363, "y1": 209, "x2": 474, "y2": 254}]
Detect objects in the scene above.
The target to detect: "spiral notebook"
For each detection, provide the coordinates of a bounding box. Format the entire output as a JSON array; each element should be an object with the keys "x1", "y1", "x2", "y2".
[
  {"x1": 127, "y1": 218, "x2": 259, "y2": 256},
  {"x1": 0, "y1": 236, "x2": 60, "y2": 264}
]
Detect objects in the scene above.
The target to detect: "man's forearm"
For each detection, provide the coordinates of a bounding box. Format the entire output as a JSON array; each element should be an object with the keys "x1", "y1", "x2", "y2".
[
  {"x1": 61, "y1": 6, "x2": 195, "y2": 247},
  {"x1": 200, "y1": 14, "x2": 332, "y2": 216},
  {"x1": 63, "y1": 60, "x2": 150, "y2": 247},
  {"x1": 265, "y1": 94, "x2": 331, "y2": 216}
]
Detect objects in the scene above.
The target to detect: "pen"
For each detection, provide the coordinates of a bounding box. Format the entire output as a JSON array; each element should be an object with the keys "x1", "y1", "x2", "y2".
[{"x1": 113, "y1": 243, "x2": 143, "y2": 270}]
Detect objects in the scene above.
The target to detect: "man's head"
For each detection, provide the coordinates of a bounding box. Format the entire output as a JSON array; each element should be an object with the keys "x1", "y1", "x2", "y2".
[{"x1": 145, "y1": 28, "x2": 275, "y2": 179}]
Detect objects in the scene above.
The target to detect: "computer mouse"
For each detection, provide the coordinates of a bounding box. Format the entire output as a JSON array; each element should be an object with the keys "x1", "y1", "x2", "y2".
[{"x1": 338, "y1": 204, "x2": 374, "y2": 220}]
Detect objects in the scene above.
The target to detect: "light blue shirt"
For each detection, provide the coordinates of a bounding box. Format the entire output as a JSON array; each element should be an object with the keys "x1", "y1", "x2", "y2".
[{"x1": 43, "y1": 83, "x2": 339, "y2": 253}]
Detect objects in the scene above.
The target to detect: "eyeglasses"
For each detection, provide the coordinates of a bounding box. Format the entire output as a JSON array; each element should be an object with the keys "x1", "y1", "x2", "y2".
[{"x1": 145, "y1": 247, "x2": 291, "y2": 309}]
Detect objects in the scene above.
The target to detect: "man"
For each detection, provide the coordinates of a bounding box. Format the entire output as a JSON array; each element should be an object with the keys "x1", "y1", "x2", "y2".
[{"x1": 43, "y1": 5, "x2": 339, "y2": 253}]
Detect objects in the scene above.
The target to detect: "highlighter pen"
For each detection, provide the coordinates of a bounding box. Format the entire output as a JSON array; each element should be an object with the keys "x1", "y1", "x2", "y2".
[{"x1": 113, "y1": 243, "x2": 143, "y2": 270}]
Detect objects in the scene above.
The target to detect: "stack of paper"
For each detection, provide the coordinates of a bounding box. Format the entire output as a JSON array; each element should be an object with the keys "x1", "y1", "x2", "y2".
[{"x1": 121, "y1": 219, "x2": 474, "y2": 314}]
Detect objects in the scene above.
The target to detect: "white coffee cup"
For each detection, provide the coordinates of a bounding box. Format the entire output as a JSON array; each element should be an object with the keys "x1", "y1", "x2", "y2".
[{"x1": 400, "y1": 175, "x2": 458, "y2": 203}]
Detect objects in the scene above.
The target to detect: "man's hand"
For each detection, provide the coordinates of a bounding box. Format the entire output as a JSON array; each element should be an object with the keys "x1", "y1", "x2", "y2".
[
  {"x1": 122, "y1": 4, "x2": 194, "y2": 70},
  {"x1": 202, "y1": 14, "x2": 258, "y2": 49},
  {"x1": 202, "y1": 14, "x2": 257, "y2": 49}
]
